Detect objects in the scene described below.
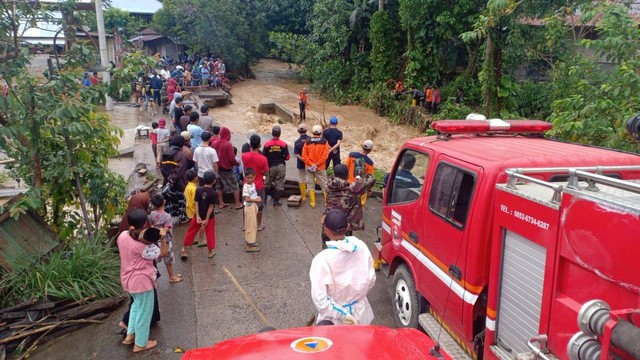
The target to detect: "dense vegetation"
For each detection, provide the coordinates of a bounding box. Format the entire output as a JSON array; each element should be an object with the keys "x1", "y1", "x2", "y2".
[{"x1": 150, "y1": 0, "x2": 639, "y2": 153}]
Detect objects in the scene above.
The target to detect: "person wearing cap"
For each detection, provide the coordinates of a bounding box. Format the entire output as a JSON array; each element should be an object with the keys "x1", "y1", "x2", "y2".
[
  {"x1": 263, "y1": 125, "x2": 291, "y2": 206},
  {"x1": 344, "y1": 140, "x2": 376, "y2": 206},
  {"x1": 293, "y1": 123, "x2": 309, "y2": 202},
  {"x1": 153, "y1": 118, "x2": 171, "y2": 165},
  {"x1": 309, "y1": 209, "x2": 376, "y2": 326},
  {"x1": 322, "y1": 164, "x2": 376, "y2": 248},
  {"x1": 299, "y1": 88, "x2": 308, "y2": 121},
  {"x1": 180, "y1": 131, "x2": 194, "y2": 166},
  {"x1": 302, "y1": 125, "x2": 330, "y2": 207},
  {"x1": 322, "y1": 116, "x2": 343, "y2": 169}
]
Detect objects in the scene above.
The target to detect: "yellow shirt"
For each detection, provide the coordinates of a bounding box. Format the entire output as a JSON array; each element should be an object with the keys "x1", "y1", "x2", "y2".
[{"x1": 185, "y1": 182, "x2": 197, "y2": 219}]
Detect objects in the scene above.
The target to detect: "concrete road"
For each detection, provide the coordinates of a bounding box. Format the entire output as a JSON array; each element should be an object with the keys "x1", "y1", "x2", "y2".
[{"x1": 23, "y1": 131, "x2": 396, "y2": 359}]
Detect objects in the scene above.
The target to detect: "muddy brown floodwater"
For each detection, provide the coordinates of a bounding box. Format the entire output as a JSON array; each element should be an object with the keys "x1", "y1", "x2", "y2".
[{"x1": 210, "y1": 59, "x2": 420, "y2": 171}]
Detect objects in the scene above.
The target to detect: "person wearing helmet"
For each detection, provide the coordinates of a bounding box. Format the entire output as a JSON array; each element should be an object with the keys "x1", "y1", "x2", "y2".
[
  {"x1": 322, "y1": 116, "x2": 343, "y2": 170},
  {"x1": 263, "y1": 125, "x2": 290, "y2": 206},
  {"x1": 302, "y1": 125, "x2": 330, "y2": 207}
]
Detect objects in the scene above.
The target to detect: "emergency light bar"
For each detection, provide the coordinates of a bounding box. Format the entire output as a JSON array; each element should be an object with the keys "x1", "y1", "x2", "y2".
[{"x1": 431, "y1": 118, "x2": 553, "y2": 135}]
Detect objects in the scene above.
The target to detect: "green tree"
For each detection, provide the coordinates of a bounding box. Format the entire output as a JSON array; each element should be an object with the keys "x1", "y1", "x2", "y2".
[
  {"x1": 85, "y1": 7, "x2": 145, "y2": 38},
  {"x1": 153, "y1": 0, "x2": 266, "y2": 72},
  {"x1": 370, "y1": 10, "x2": 403, "y2": 84},
  {"x1": 0, "y1": 4, "x2": 155, "y2": 235},
  {"x1": 549, "y1": 3, "x2": 640, "y2": 153}
]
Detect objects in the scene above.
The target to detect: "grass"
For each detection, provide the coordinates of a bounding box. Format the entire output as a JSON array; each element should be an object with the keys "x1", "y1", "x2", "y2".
[{"x1": 0, "y1": 236, "x2": 122, "y2": 308}]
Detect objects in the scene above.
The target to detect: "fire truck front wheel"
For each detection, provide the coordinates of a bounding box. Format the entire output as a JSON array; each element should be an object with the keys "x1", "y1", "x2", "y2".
[{"x1": 392, "y1": 264, "x2": 424, "y2": 329}]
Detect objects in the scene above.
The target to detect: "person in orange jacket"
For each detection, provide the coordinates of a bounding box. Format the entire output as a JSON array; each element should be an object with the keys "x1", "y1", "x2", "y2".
[
  {"x1": 344, "y1": 140, "x2": 375, "y2": 206},
  {"x1": 302, "y1": 125, "x2": 329, "y2": 207},
  {"x1": 299, "y1": 88, "x2": 308, "y2": 121}
]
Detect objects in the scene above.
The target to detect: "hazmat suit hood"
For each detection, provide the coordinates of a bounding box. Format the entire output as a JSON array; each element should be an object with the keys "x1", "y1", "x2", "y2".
[
  {"x1": 325, "y1": 237, "x2": 358, "y2": 253},
  {"x1": 219, "y1": 127, "x2": 231, "y2": 142}
]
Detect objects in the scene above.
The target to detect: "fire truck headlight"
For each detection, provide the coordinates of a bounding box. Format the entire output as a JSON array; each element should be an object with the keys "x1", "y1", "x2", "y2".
[{"x1": 568, "y1": 332, "x2": 601, "y2": 360}]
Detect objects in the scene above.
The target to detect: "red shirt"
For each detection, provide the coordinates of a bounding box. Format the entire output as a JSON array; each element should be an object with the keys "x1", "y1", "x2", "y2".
[{"x1": 242, "y1": 151, "x2": 269, "y2": 190}]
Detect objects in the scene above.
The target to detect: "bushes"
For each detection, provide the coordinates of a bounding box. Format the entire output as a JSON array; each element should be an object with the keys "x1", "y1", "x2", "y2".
[{"x1": 0, "y1": 236, "x2": 121, "y2": 307}]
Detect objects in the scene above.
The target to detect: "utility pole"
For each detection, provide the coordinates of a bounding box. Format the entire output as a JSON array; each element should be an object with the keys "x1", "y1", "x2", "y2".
[{"x1": 94, "y1": 0, "x2": 113, "y2": 110}]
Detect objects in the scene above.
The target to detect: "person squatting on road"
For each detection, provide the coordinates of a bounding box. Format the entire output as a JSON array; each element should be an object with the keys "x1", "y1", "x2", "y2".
[
  {"x1": 117, "y1": 209, "x2": 160, "y2": 352},
  {"x1": 242, "y1": 167, "x2": 262, "y2": 252},
  {"x1": 344, "y1": 139, "x2": 376, "y2": 207},
  {"x1": 263, "y1": 125, "x2": 290, "y2": 206},
  {"x1": 302, "y1": 125, "x2": 330, "y2": 208},
  {"x1": 310, "y1": 209, "x2": 376, "y2": 326},
  {"x1": 181, "y1": 170, "x2": 218, "y2": 259},
  {"x1": 323, "y1": 116, "x2": 343, "y2": 169},
  {"x1": 322, "y1": 164, "x2": 376, "y2": 249},
  {"x1": 294, "y1": 123, "x2": 310, "y2": 202}
]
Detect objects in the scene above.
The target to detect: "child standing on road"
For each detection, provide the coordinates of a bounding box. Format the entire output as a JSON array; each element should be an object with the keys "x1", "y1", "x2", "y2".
[
  {"x1": 148, "y1": 194, "x2": 183, "y2": 283},
  {"x1": 242, "y1": 168, "x2": 262, "y2": 252},
  {"x1": 184, "y1": 169, "x2": 206, "y2": 247},
  {"x1": 181, "y1": 170, "x2": 218, "y2": 259},
  {"x1": 118, "y1": 209, "x2": 159, "y2": 353}
]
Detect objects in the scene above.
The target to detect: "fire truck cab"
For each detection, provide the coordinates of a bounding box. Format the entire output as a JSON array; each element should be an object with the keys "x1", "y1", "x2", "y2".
[{"x1": 375, "y1": 117, "x2": 640, "y2": 360}]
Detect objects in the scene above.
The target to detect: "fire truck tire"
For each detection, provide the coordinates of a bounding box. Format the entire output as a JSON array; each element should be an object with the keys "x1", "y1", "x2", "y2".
[{"x1": 392, "y1": 264, "x2": 423, "y2": 329}]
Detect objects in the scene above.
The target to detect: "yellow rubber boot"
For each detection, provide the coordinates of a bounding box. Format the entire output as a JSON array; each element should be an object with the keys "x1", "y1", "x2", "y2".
[
  {"x1": 323, "y1": 191, "x2": 327, "y2": 206},
  {"x1": 309, "y1": 191, "x2": 316, "y2": 208},
  {"x1": 361, "y1": 193, "x2": 368, "y2": 207},
  {"x1": 299, "y1": 183, "x2": 307, "y2": 201}
]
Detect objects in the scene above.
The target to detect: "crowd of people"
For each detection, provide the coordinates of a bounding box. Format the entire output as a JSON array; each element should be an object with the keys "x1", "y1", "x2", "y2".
[
  {"x1": 115, "y1": 89, "x2": 381, "y2": 352},
  {"x1": 393, "y1": 80, "x2": 463, "y2": 114},
  {"x1": 132, "y1": 55, "x2": 231, "y2": 116}
]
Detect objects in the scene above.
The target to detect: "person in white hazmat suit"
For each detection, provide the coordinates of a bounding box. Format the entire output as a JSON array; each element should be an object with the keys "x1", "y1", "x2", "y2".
[{"x1": 309, "y1": 209, "x2": 376, "y2": 325}]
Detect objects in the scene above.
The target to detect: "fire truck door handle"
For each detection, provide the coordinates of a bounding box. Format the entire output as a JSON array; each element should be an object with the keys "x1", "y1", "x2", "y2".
[
  {"x1": 449, "y1": 265, "x2": 462, "y2": 280},
  {"x1": 409, "y1": 231, "x2": 419, "y2": 243}
]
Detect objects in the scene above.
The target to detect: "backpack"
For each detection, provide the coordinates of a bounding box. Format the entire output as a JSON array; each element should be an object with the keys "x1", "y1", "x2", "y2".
[{"x1": 160, "y1": 147, "x2": 180, "y2": 182}]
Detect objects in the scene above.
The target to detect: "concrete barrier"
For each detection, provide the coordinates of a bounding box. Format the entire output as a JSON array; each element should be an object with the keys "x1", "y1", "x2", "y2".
[{"x1": 258, "y1": 102, "x2": 295, "y2": 124}]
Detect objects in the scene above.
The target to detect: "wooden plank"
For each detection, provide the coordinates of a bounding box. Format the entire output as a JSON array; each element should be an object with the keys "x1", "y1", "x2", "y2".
[{"x1": 0, "y1": 299, "x2": 38, "y2": 315}]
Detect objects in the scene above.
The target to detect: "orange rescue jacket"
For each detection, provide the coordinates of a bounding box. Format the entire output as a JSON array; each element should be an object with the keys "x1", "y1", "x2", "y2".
[{"x1": 302, "y1": 137, "x2": 329, "y2": 171}]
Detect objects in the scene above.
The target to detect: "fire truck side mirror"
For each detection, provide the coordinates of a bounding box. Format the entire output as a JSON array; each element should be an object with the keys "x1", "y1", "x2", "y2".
[{"x1": 627, "y1": 113, "x2": 640, "y2": 140}]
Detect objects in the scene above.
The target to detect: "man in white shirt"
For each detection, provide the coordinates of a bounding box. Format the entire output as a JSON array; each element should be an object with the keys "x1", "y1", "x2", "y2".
[{"x1": 192, "y1": 131, "x2": 219, "y2": 184}]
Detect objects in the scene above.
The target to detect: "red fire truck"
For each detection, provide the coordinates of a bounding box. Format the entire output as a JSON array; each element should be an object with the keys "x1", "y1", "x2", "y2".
[{"x1": 375, "y1": 117, "x2": 640, "y2": 360}]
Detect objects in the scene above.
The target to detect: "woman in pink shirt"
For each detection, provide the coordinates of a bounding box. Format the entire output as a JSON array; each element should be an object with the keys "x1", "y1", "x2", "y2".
[{"x1": 118, "y1": 209, "x2": 160, "y2": 352}]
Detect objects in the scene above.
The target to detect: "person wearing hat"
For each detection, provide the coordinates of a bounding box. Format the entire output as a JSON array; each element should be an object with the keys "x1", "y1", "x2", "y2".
[
  {"x1": 309, "y1": 209, "x2": 376, "y2": 326},
  {"x1": 322, "y1": 116, "x2": 343, "y2": 169},
  {"x1": 263, "y1": 125, "x2": 290, "y2": 206},
  {"x1": 180, "y1": 130, "x2": 194, "y2": 166},
  {"x1": 293, "y1": 123, "x2": 309, "y2": 202},
  {"x1": 302, "y1": 125, "x2": 330, "y2": 207},
  {"x1": 322, "y1": 163, "x2": 376, "y2": 248},
  {"x1": 344, "y1": 139, "x2": 376, "y2": 206},
  {"x1": 299, "y1": 88, "x2": 308, "y2": 121}
]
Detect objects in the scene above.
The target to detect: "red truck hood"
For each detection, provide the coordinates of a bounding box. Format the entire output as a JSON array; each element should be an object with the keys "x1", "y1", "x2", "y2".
[{"x1": 182, "y1": 325, "x2": 452, "y2": 359}]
